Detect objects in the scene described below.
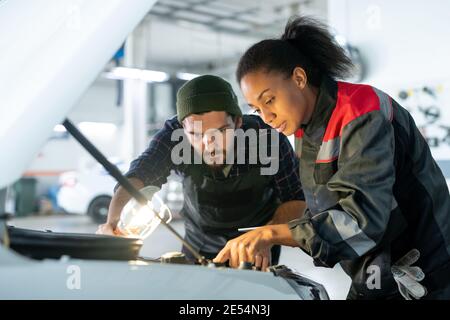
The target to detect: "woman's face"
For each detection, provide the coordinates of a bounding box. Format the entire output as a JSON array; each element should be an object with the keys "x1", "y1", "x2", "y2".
[{"x1": 240, "y1": 68, "x2": 316, "y2": 136}]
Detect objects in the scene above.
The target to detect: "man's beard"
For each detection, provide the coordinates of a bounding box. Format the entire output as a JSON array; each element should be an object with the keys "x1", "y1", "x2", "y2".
[
  {"x1": 204, "y1": 150, "x2": 227, "y2": 171},
  {"x1": 207, "y1": 163, "x2": 227, "y2": 172}
]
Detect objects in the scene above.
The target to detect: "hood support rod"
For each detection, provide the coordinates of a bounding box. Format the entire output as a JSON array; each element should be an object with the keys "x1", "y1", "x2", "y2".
[{"x1": 62, "y1": 118, "x2": 207, "y2": 265}]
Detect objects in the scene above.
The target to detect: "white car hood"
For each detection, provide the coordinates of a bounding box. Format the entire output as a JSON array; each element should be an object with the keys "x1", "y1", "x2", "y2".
[
  {"x1": 0, "y1": 247, "x2": 301, "y2": 299},
  {"x1": 0, "y1": 0, "x2": 156, "y2": 189}
]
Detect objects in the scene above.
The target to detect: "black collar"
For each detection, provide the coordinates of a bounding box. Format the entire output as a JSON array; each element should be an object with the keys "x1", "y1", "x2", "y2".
[{"x1": 303, "y1": 77, "x2": 338, "y2": 138}]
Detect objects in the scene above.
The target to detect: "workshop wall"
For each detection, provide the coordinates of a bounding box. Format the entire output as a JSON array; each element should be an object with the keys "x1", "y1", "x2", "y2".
[{"x1": 328, "y1": 0, "x2": 450, "y2": 163}]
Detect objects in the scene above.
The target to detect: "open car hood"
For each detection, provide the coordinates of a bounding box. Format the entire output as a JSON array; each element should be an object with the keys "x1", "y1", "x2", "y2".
[{"x1": 0, "y1": 0, "x2": 156, "y2": 189}]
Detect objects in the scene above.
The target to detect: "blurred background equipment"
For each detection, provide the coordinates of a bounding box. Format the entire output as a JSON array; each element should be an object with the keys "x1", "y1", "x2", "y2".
[{"x1": 12, "y1": 177, "x2": 37, "y2": 217}]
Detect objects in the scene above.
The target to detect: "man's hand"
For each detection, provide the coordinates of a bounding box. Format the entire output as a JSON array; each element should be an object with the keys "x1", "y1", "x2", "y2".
[
  {"x1": 96, "y1": 223, "x2": 124, "y2": 236},
  {"x1": 213, "y1": 226, "x2": 275, "y2": 271},
  {"x1": 98, "y1": 177, "x2": 144, "y2": 237}
]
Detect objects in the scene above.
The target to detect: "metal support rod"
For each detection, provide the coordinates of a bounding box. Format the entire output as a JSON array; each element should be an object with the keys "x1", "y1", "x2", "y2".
[{"x1": 62, "y1": 119, "x2": 207, "y2": 265}]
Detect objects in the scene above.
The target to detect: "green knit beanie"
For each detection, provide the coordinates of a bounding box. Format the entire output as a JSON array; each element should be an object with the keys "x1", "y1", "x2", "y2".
[{"x1": 176, "y1": 75, "x2": 242, "y2": 122}]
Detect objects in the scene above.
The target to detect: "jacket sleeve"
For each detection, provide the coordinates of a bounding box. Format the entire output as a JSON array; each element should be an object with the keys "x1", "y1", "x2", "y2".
[{"x1": 289, "y1": 110, "x2": 397, "y2": 268}]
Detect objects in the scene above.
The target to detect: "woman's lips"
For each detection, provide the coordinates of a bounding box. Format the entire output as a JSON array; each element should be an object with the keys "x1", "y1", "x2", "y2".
[{"x1": 275, "y1": 121, "x2": 287, "y2": 133}]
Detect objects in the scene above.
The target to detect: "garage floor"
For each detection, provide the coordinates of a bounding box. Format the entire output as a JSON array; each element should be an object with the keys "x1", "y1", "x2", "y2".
[{"x1": 9, "y1": 214, "x2": 351, "y2": 299}]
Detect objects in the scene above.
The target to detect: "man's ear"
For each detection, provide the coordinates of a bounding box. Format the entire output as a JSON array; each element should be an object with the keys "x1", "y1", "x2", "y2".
[
  {"x1": 235, "y1": 116, "x2": 243, "y2": 129},
  {"x1": 292, "y1": 67, "x2": 308, "y2": 90}
]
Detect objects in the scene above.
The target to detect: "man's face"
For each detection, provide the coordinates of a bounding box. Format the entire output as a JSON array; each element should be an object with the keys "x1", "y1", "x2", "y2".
[{"x1": 183, "y1": 111, "x2": 240, "y2": 169}]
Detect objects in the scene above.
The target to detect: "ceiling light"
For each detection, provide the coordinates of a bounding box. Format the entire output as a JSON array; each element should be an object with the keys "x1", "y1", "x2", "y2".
[
  {"x1": 104, "y1": 67, "x2": 169, "y2": 83},
  {"x1": 176, "y1": 72, "x2": 200, "y2": 81}
]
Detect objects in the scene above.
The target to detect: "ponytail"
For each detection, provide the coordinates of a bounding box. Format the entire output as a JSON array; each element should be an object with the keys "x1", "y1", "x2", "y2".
[{"x1": 236, "y1": 16, "x2": 354, "y2": 87}]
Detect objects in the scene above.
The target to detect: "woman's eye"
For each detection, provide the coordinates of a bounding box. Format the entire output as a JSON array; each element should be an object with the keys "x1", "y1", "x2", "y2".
[
  {"x1": 253, "y1": 109, "x2": 261, "y2": 114},
  {"x1": 265, "y1": 97, "x2": 274, "y2": 105}
]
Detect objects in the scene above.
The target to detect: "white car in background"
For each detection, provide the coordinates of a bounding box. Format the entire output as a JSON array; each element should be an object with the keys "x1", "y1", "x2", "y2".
[
  {"x1": 57, "y1": 160, "x2": 127, "y2": 223},
  {"x1": 57, "y1": 160, "x2": 184, "y2": 223}
]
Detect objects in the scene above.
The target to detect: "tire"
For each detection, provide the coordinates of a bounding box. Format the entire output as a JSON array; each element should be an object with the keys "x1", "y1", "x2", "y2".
[{"x1": 87, "y1": 195, "x2": 112, "y2": 224}]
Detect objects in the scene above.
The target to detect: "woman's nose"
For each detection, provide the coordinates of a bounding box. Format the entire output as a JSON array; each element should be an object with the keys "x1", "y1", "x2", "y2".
[{"x1": 260, "y1": 108, "x2": 276, "y2": 125}]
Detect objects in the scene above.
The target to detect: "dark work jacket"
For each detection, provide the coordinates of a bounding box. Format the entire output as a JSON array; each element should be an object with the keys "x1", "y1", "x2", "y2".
[{"x1": 290, "y1": 77, "x2": 450, "y2": 299}]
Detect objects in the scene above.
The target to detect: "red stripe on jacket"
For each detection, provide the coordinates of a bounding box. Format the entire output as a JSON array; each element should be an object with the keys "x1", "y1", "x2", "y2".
[
  {"x1": 295, "y1": 128, "x2": 304, "y2": 138},
  {"x1": 322, "y1": 82, "x2": 381, "y2": 142}
]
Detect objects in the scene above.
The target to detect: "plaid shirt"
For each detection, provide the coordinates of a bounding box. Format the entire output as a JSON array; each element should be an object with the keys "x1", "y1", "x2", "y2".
[{"x1": 123, "y1": 115, "x2": 304, "y2": 203}]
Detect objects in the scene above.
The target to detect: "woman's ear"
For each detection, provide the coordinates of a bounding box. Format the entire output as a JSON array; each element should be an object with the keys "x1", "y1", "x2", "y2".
[{"x1": 292, "y1": 67, "x2": 307, "y2": 89}]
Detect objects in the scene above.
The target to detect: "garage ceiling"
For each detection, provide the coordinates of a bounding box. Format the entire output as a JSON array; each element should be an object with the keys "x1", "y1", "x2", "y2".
[
  {"x1": 138, "y1": 0, "x2": 327, "y2": 72},
  {"x1": 150, "y1": 0, "x2": 313, "y2": 37}
]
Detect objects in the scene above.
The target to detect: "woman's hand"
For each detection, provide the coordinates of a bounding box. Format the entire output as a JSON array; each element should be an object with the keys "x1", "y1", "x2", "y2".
[{"x1": 213, "y1": 226, "x2": 275, "y2": 271}]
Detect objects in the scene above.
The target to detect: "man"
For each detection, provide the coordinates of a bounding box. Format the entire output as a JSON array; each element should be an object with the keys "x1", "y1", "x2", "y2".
[{"x1": 97, "y1": 75, "x2": 305, "y2": 269}]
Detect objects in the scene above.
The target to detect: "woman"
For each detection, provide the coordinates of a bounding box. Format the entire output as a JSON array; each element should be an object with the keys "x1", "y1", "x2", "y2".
[{"x1": 214, "y1": 16, "x2": 450, "y2": 300}]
